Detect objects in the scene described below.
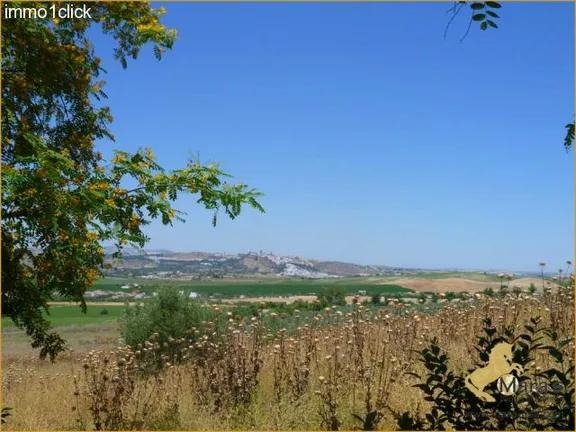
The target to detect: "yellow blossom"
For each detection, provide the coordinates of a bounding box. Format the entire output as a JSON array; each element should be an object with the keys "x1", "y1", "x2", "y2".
[
  {"x1": 129, "y1": 214, "x2": 141, "y2": 228},
  {"x1": 112, "y1": 154, "x2": 125, "y2": 164},
  {"x1": 86, "y1": 232, "x2": 99, "y2": 241}
]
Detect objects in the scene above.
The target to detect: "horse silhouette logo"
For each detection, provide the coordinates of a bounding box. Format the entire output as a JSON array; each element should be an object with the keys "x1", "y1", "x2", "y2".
[{"x1": 465, "y1": 342, "x2": 524, "y2": 403}]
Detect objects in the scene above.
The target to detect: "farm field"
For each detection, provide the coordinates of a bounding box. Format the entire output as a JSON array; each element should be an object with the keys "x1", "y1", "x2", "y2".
[
  {"x1": 88, "y1": 272, "x2": 514, "y2": 296},
  {"x1": 1, "y1": 305, "x2": 125, "y2": 329},
  {"x1": 386, "y1": 277, "x2": 546, "y2": 293},
  {"x1": 90, "y1": 276, "x2": 414, "y2": 296},
  {"x1": 85, "y1": 275, "x2": 549, "y2": 307}
]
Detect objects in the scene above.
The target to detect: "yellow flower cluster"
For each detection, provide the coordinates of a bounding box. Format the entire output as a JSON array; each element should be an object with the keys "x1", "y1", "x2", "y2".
[
  {"x1": 104, "y1": 199, "x2": 116, "y2": 208},
  {"x1": 112, "y1": 154, "x2": 126, "y2": 164},
  {"x1": 129, "y1": 214, "x2": 141, "y2": 229},
  {"x1": 88, "y1": 181, "x2": 109, "y2": 191},
  {"x1": 86, "y1": 232, "x2": 99, "y2": 241}
]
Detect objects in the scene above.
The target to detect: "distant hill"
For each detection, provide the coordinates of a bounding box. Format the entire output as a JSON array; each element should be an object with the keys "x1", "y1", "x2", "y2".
[
  {"x1": 102, "y1": 248, "x2": 547, "y2": 279},
  {"x1": 308, "y1": 260, "x2": 380, "y2": 277},
  {"x1": 103, "y1": 249, "x2": 405, "y2": 278}
]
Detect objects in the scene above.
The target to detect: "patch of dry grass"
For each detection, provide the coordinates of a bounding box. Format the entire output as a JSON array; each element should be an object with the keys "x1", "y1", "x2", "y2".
[{"x1": 2, "y1": 285, "x2": 574, "y2": 430}]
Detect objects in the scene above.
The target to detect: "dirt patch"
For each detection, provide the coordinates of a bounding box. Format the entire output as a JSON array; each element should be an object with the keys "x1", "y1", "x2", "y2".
[
  {"x1": 384, "y1": 277, "x2": 546, "y2": 293},
  {"x1": 384, "y1": 278, "x2": 495, "y2": 293},
  {"x1": 509, "y1": 278, "x2": 546, "y2": 288}
]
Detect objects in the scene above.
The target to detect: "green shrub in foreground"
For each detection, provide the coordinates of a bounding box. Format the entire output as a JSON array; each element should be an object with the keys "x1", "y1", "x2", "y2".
[{"x1": 120, "y1": 286, "x2": 211, "y2": 348}]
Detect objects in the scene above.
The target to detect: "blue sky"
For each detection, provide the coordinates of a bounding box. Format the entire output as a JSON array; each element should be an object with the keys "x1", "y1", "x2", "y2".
[{"x1": 92, "y1": 2, "x2": 574, "y2": 271}]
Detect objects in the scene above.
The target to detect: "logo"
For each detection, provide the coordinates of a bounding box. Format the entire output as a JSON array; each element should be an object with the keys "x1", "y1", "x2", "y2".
[
  {"x1": 497, "y1": 374, "x2": 520, "y2": 396},
  {"x1": 465, "y1": 342, "x2": 524, "y2": 403}
]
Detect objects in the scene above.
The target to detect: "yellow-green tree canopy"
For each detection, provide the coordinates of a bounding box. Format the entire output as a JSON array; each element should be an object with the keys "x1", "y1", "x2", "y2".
[{"x1": 1, "y1": 1, "x2": 264, "y2": 360}]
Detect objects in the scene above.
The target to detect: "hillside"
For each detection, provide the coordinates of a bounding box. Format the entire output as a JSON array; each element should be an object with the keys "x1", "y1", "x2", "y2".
[
  {"x1": 104, "y1": 249, "x2": 406, "y2": 279},
  {"x1": 103, "y1": 247, "x2": 545, "y2": 281}
]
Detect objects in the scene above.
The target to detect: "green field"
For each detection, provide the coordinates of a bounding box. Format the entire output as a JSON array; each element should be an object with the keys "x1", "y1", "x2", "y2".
[
  {"x1": 90, "y1": 276, "x2": 413, "y2": 297},
  {"x1": 1, "y1": 305, "x2": 125, "y2": 329}
]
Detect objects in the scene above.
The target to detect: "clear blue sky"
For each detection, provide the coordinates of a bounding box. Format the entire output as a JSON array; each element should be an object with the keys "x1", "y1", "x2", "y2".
[{"x1": 92, "y1": 2, "x2": 574, "y2": 271}]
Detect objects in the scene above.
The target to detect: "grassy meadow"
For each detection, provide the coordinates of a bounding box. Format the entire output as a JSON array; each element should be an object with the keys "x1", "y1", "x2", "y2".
[{"x1": 1, "y1": 306, "x2": 125, "y2": 329}]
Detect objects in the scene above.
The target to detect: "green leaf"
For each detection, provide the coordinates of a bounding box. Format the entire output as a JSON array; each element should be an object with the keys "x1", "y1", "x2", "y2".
[
  {"x1": 470, "y1": 3, "x2": 485, "y2": 10},
  {"x1": 473, "y1": 14, "x2": 486, "y2": 21},
  {"x1": 486, "y1": 10, "x2": 499, "y2": 18},
  {"x1": 480, "y1": 21, "x2": 488, "y2": 30},
  {"x1": 547, "y1": 347, "x2": 564, "y2": 363},
  {"x1": 487, "y1": 20, "x2": 499, "y2": 28},
  {"x1": 486, "y1": 1, "x2": 502, "y2": 8},
  {"x1": 564, "y1": 122, "x2": 574, "y2": 151}
]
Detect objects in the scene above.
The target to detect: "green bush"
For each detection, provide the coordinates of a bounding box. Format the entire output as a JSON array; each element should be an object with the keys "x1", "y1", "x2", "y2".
[
  {"x1": 120, "y1": 285, "x2": 211, "y2": 348},
  {"x1": 482, "y1": 287, "x2": 495, "y2": 297},
  {"x1": 317, "y1": 286, "x2": 346, "y2": 306},
  {"x1": 393, "y1": 317, "x2": 575, "y2": 430}
]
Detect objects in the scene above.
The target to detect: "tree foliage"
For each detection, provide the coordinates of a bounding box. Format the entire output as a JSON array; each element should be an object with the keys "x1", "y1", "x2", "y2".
[
  {"x1": 445, "y1": 1, "x2": 574, "y2": 151},
  {"x1": 120, "y1": 286, "x2": 211, "y2": 349},
  {"x1": 1, "y1": 1, "x2": 265, "y2": 360},
  {"x1": 316, "y1": 286, "x2": 347, "y2": 307}
]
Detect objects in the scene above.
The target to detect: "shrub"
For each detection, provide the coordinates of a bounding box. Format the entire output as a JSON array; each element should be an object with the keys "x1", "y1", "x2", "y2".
[
  {"x1": 317, "y1": 286, "x2": 346, "y2": 306},
  {"x1": 482, "y1": 287, "x2": 495, "y2": 297},
  {"x1": 100, "y1": 308, "x2": 109, "y2": 315},
  {"x1": 120, "y1": 285, "x2": 211, "y2": 348},
  {"x1": 73, "y1": 347, "x2": 183, "y2": 430},
  {"x1": 393, "y1": 316, "x2": 575, "y2": 430}
]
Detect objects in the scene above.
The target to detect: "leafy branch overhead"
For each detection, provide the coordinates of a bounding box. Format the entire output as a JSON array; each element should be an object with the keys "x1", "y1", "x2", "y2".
[
  {"x1": 445, "y1": 1, "x2": 501, "y2": 41},
  {"x1": 469, "y1": 1, "x2": 502, "y2": 31},
  {"x1": 1, "y1": 1, "x2": 265, "y2": 360},
  {"x1": 446, "y1": 1, "x2": 574, "y2": 151}
]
